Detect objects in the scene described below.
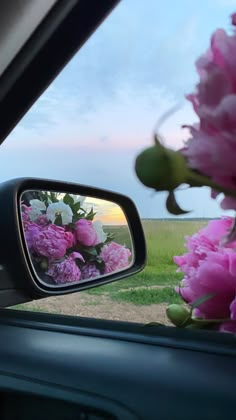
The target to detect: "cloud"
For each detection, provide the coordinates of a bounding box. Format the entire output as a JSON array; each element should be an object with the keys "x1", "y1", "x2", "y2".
[
  {"x1": 1, "y1": 0, "x2": 234, "y2": 219},
  {"x1": 6, "y1": 83, "x2": 196, "y2": 154},
  {"x1": 215, "y1": 0, "x2": 236, "y2": 6}
]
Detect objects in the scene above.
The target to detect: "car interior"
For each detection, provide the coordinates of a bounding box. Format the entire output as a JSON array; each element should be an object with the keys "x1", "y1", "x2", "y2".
[{"x1": 0, "y1": 1, "x2": 236, "y2": 420}]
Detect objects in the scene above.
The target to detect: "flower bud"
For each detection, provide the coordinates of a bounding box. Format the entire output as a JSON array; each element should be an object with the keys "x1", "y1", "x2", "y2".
[
  {"x1": 135, "y1": 142, "x2": 188, "y2": 191},
  {"x1": 166, "y1": 304, "x2": 190, "y2": 327}
]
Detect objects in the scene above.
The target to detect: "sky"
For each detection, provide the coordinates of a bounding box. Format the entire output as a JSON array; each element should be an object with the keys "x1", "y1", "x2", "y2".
[{"x1": 0, "y1": 0, "x2": 235, "y2": 219}]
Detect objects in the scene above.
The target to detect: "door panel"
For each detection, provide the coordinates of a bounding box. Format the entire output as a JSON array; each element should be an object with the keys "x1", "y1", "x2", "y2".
[{"x1": 0, "y1": 308, "x2": 235, "y2": 420}]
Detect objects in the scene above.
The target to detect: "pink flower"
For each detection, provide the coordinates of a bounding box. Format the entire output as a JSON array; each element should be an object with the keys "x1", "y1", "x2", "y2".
[
  {"x1": 231, "y1": 13, "x2": 236, "y2": 27},
  {"x1": 30, "y1": 224, "x2": 73, "y2": 259},
  {"x1": 175, "y1": 218, "x2": 236, "y2": 323},
  {"x1": 174, "y1": 217, "x2": 236, "y2": 276},
  {"x1": 47, "y1": 253, "x2": 83, "y2": 285},
  {"x1": 229, "y1": 298, "x2": 236, "y2": 320},
  {"x1": 176, "y1": 250, "x2": 236, "y2": 319},
  {"x1": 218, "y1": 321, "x2": 236, "y2": 334},
  {"x1": 69, "y1": 251, "x2": 85, "y2": 262},
  {"x1": 25, "y1": 223, "x2": 42, "y2": 249},
  {"x1": 21, "y1": 205, "x2": 32, "y2": 230},
  {"x1": 100, "y1": 242, "x2": 132, "y2": 274},
  {"x1": 81, "y1": 263, "x2": 101, "y2": 279},
  {"x1": 21, "y1": 204, "x2": 31, "y2": 213},
  {"x1": 202, "y1": 217, "x2": 235, "y2": 245},
  {"x1": 182, "y1": 14, "x2": 236, "y2": 210},
  {"x1": 75, "y1": 219, "x2": 98, "y2": 246},
  {"x1": 35, "y1": 215, "x2": 49, "y2": 227},
  {"x1": 174, "y1": 234, "x2": 216, "y2": 278}
]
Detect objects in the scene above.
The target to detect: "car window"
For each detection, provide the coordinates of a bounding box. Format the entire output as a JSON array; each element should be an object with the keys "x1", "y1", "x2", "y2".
[{"x1": 1, "y1": 0, "x2": 234, "y2": 324}]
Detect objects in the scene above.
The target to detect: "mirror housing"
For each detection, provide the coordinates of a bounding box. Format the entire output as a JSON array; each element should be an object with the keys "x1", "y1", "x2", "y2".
[{"x1": 0, "y1": 178, "x2": 146, "y2": 306}]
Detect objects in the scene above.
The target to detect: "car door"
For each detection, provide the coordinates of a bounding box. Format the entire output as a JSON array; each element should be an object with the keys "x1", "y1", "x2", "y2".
[{"x1": 0, "y1": 1, "x2": 236, "y2": 419}]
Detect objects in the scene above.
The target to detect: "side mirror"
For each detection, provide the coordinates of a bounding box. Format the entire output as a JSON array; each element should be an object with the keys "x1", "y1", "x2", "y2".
[{"x1": 0, "y1": 178, "x2": 146, "y2": 306}]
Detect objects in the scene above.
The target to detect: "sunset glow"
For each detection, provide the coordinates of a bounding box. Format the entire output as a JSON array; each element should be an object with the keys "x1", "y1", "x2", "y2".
[
  {"x1": 1, "y1": 0, "x2": 234, "y2": 218},
  {"x1": 95, "y1": 205, "x2": 127, "y2": 225},
  {"x1": 87, "y1": 197, "x2": 127, "y2": 225}
]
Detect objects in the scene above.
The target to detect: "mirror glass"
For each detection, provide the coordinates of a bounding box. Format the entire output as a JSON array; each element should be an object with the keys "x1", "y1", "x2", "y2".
[{"x1": 19, "y1": 190, "x2": 133, "y2": 287}]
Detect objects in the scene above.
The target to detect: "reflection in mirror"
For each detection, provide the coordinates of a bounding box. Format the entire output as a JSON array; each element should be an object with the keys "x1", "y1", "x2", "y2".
[{"x1": 19, "y1": 190, "x2": 133, "y2": 287}]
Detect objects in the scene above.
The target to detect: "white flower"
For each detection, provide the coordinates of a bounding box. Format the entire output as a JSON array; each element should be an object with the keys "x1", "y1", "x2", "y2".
[
  {"x1": 46, "y1": 201, "x2": 73, "y2": 225},
  {"x1": 93, "y1": 220, "x2": 107, "y2": 243},
  {"x1": 29, "y1": 199, "x2": 46, "y2": 211},
  {"x1": 29, "y1": 199, "x2": 46, "y2": 221},
  {"x1": 69, "y1": 194, "x2": 86, "y2": 206}
]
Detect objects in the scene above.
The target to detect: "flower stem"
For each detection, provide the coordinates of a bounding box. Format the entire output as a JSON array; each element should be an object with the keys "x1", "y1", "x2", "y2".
[{"x1": 186, "y1": 171, "x2": 236, "y2": 199}]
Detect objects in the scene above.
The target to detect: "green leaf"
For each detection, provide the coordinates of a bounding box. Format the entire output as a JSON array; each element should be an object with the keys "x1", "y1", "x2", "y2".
[
  {"x1": 166, "y1": 191, "x2": 189, "y2": 215},
  {"x1": 84, "y1": 247, "x2": 97, "y2": 256},
  {"x1": 191, "y1": 292, "x2": 216, "y2": 311},
  {"x1": 87, "y1": 207, "x2": 96, "y2": 216},
  {"x1": 105, "y1": 233, "x2": 115, "y2": 243},
  {"x1": 86, "y1": 210, "x2": 96, "y2": 221},
  {"x1": 49, "y1": 192, "x2": 58, "y2": 203},
  {"x1": 95, "y1": 244, "x2": 103, "y2": 253},
  {"x1": 191, "y1": 316, "x2": 230, "y2": 324},
  {"x1": 39, "y1": 191, "x2": 46, "y2": 202},
  {"x1": 63, "y1": 193, "x2": 74, "y2": 207},
  {"x1": 72, "y1": 214, "x2": 80, "y2": 223},
  {"x1": 67, "y1": 222, "x2": 75, "y2": 230},
  {"x1": 72, "y1": 202, "x2": 81, "y2": 213}
]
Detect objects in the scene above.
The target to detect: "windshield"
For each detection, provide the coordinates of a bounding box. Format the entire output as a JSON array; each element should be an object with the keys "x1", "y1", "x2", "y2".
[{"x1": 1, "y1": 0, "x2": 235, "y2": 325}]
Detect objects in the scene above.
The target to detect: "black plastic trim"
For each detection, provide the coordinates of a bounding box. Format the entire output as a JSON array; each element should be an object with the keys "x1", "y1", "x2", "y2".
[
  {"x1": 0, "y1": 376, "x2": 137, "y2": 420},
  {"x1": 0, "y1": 0, "x2": 120, "y2": 144},
  {"x1": 0, "y1": 177, "x2": 146, "y2": 306},
  {"x1": 0, "y1": 309, "x2": 235, "y2": 420},
  {"x1": 3, "y1": 308, "x2": 236, "y2": 357}
]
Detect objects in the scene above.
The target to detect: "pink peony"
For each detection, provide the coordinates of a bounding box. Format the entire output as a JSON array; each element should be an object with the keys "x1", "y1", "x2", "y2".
[
  {"x1": 25, "y1": 223, "x2": 42, "y2": 249},
  {"x1": 100, "y1": 242, "x2": 132, "y2": 274},
  {"x1": 174, "y1": 217, "x2": 235, "y2": 277},
  {"x1": 81, "y1": 263, "x2": 101, "y2": 280},
  {"x1": 175, "y1": 218, "x2": 236, "y2": 326},
  {"x1": 182, "y1": 14, "x2": 236, "y2": 210},
  {"x1": 201, "y1": 217, "x2": 235, "y2": 245},
  {"x1": 176, "y1": 250, "x2": 236, "y2": 319},
  {"x1": 218, "y1": 321, "x2": 236, "y2": 334},
  {"x1": 21, "y1": 205, "x2": 32, "y2": 231},
  {"x1": 29, "y1": 224, "x2": 74, "y2": 259},
  {"x1": 75, "y1": 219, "x2": 98, "y2": 246},
  {"x1": 35, "y1": 215, "x2": 49, "y2": 227},
  {"x1": 47, "y1": 253, "x2": 83, "y2": 285},
  {"x1": 229, "y1": 298, "x2": 236, "y2": 320},
  {"x1": 232, "y1": 13, "x2": 236, "y2": 26}
]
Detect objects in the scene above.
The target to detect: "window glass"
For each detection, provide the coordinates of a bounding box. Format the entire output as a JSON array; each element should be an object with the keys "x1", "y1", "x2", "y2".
[{"x1": 1, "y1": 0, "x2": 234, "y2": 324}]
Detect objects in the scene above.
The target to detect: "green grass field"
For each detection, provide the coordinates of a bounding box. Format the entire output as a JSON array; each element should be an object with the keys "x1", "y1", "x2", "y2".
[
  {"x1": 104, "y1": 224, "x2": 132, "y2": 249},
  {"x1": 86, "y1": 219, "x2": 207, "y2": 304},
  {"x1": 12, "y1": 220, "x2": 208, "y2": 312}
]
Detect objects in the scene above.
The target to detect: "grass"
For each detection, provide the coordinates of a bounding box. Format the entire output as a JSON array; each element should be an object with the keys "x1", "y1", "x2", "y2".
[
  {"x1": 104, "y1": 224, "x2": 132, "y2": 249},
  {"x1": 86, "y1": 266, "x2": 182, "y2": 295},
  {"x1": 142, "y1": 219, "x2": 206, "y2": 267},
  {"x1": 86, "y1": 219, "x2": 207, "y2": 304},
  {"x1": 10, "y1": 304, "x2": 46, "y2": 312},
  {"x1": 111, "y1": 287, "x2": 183, "y2": 305},
  {"x1": 10, "y1": 219, "x2": 208, "y2": 311}
]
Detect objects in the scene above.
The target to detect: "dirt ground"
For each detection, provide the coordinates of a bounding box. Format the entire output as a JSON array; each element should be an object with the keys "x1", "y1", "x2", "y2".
[{"x1": 22, "y1": 292, "x2": 171, "y2": 325}]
